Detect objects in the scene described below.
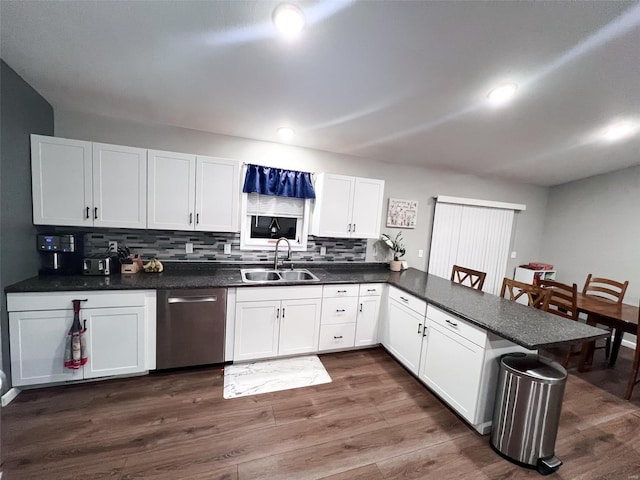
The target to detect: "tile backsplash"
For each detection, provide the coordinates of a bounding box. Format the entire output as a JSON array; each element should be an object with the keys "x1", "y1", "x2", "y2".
[{"x1": 43, "y1": 227, "x2": 367, "y2": 263}]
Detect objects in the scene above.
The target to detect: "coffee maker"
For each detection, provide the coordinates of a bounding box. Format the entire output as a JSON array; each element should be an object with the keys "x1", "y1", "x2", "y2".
[{"x1": 37, "y1": 234, "x2": 83, "y2": 275}]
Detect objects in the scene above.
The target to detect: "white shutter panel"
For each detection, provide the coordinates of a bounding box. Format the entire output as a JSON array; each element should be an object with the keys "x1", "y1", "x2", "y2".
[
  {"x1": 428, "y1": 200, "x2": 515, "y2": 295},
  {"x1": 246, "y1": 193, "x2": 304, "y2": 218}
]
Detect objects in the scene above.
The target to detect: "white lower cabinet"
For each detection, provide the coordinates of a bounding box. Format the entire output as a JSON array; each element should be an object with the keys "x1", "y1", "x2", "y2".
[
  {"x1": 8, "y1": 291, "x2": 156, "y2": 387},
  {"x1": 418, "y1": 321, "x2": 484, "y2": 423},
  {"x1": 83, "y1": 306, "x2": 147, "y2": 379},
  {"x1": 234, "y1": 301, "x2": 280, "y2": 361},
  {"x1": 234, "y1": 286, "x2": 322, "y2": 362},
  {"x1": 383, "y1": 286, "x2": 427, "y2": 375},
  {"x1": 355, "y1": 284, "x2": 383, "y2": 347},
  {"x1": 382, "y1": 290, "x2": 529, "y2": 434}
]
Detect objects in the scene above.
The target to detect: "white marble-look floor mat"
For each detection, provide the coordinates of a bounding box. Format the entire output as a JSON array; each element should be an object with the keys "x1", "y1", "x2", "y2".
[{"x1": 223, "y1": 355, "x2": 331, "y2": 399}]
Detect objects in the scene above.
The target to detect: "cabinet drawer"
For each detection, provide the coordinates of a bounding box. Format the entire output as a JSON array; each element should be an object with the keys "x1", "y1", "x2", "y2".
[
  {"x1": 322, "y1": 284, "x2": 359, "y2": 298},
  {"x1": 236, "y1": 285, "x2": 323, "y2": 302},
  {"x1": 427, "y1": 305, "x2": 487, "y2": 347},
  {"x1": 7, "y1": 290, "x2": 152, "y2": 312},
  {"x1": 388, "y1": 286, "x2": 426, "y2": 316},
  {"x1": 358, "y1": 283, "x2": 384, "y2": 297},
  {"x1": 321, "y1": 297, "x2": 358, "y2": 325},
  {"x1": 319, "y1": 323, "x2": 356, "y2": 351}
]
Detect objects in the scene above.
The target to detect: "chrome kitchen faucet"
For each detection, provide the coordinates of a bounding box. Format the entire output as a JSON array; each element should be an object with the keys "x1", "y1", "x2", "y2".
[{"x1": 273, "y1": 237, "x2": 291, "y2": 270}]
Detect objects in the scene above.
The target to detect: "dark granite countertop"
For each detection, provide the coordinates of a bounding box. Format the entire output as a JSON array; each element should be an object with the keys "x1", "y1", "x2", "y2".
[{"x1": 5, "y1": 264, "x2": 608, "y2": 351}]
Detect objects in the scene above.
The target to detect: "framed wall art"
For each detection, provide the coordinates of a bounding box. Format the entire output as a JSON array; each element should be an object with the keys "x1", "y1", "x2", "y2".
[{"x1": 386, "y1": 198, "x2": 418, "y2": 228}]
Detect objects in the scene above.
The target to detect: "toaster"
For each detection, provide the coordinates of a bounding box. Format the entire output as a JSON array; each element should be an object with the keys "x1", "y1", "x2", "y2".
[{"x1": 82, "y1": 255, "x2": 118, "y2": 276}]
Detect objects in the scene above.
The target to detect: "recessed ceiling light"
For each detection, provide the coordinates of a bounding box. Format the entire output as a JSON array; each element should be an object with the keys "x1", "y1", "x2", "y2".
[
  {"x1": 487, "y1": 83, "x2": 518, "y2": 107},
  {"x1": 273, "y1": 4, "x2": 305, "y2": 37},
  {"x1": 277, "y1": 127, "x2": 295, "y2": 141},
  {"x1": 601, "y1": 120, "x2": 638, "y2": 142}
]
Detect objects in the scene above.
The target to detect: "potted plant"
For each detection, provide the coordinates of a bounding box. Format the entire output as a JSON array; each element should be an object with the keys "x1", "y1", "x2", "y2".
[{"x1": 381, "y1": 232, "x2": 406, "y2": 271}]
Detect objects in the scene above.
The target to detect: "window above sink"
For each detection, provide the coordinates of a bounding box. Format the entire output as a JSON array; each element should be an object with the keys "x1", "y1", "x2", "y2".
[{"x1": 240, "y1": 192, "x2": 310, "y2": 252}]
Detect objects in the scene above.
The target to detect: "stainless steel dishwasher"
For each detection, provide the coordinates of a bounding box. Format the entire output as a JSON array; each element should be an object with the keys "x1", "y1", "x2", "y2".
[{"x1": 156, "y1": 289, "x2": 226, "y2": 369}]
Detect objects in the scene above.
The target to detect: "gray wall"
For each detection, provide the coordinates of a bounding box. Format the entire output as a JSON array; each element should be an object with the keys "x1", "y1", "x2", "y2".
[
  {"x1": 541, "y1": 165, "x2": 640, "y2": 306},
  {"x1": 55, "y1": 109, "x2": 550, "y2": 274},
  {"x1": 1, "y1": 60, "x2": 54, "y2": 376}
]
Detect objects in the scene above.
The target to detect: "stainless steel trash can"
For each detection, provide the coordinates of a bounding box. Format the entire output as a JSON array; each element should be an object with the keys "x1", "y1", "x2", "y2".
[{"x1": 490, "y1": 353, "x2": 567, "y2": 475}]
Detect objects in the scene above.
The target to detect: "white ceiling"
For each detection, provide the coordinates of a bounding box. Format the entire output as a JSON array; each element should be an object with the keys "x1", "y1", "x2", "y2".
[{"x1": 1, "y1": 0, "x2": 639, "y2": 186}]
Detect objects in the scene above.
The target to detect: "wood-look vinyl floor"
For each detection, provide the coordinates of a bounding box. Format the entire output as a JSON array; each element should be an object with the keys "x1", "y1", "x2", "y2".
[{"x1": 4, "y1": 347, "x2": 640, "y2": 480}]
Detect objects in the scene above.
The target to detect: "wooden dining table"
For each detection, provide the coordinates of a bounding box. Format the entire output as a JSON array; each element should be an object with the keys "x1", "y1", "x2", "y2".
[{"x1": 576, "y1": 292, "x2": 639, "y2": 371}]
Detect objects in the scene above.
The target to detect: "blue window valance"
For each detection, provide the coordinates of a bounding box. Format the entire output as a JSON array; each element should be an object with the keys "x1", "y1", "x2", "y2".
[{"x1": 242, "y1": 164, "x2": 315, "y2": 199}]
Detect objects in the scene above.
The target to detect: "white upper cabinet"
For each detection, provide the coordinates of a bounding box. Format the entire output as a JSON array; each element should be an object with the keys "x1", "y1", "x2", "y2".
[
  {"x1": 195, "y1": 156, "x2": 240, "y2": 232},
  {"x1": 31, "y1": 135, "x2": 147, "y2": 229},
  {"x1": 148, "y1": 150, "x2": 197, "y2": 230},
  {"x1": 310, "y1": 173, "x2": 384, "y2": 239},
  {"x1": 148, "y1": 150, "x2": 239, "y2": 232},
  {"x1": 31, "y1": 135, "x2": 92, "y2": 227},
  {"x1": 92, "y1": 143, "x2": 147, "y2": 229}
]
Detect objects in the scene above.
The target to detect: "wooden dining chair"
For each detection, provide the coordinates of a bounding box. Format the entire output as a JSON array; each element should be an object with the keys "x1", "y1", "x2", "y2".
[
  {"x1": 451, "y1": 265, "x2": 487, "y2": 291},
  {"x1": 582, "y1": 274, "x2": 629, "y2": 357},
  {"x1": 624, "y1": 302, "x2": 640, "y2": 400},
  {"x1": 539, "y1": 279, "x2": 579, "y2": 367},
  {"x1": 500, "y1": 278, "x2": 550, "y2": 310},
  {"x1": 582, "y1": 274, "x2": 629, "y2": 304}
]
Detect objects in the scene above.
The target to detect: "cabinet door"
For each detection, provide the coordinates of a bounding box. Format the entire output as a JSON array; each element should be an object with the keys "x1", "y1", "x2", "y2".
[
  {"x1": 31, "y1": 135, "x2": 93, "y2": 227},
  {"x1": 311, "y1": 174, "x2": 354, "y2": 238},
  {"x1": 195, "y1": 156, "x2": 240, "y2": 232},
  {"x1": 92, "y1": 143, "x2": 147, "y2": 229},
  {"x1": 234, "y1": 301, "x2": 280, "y2": 361},
  {"x1": 147, "y1": 149, "x2": 196, "y2": 230},
  {"x1": 84, "y1": 307, "x2": 147, "y2": 379},
  {"x1": 386, "y1": 299, "x2": 424, "y2": 375},
  {"x1": 419, "y1": 321, "x2": 484, "y2": 423},
  {"x1": 355, "y1": 296, "x2": 380, "y2": 346},
  {"x1": 9, "y1": 310, "x2": 82, "y2": 386},
  {"x1": 279, "y1": 299, "x2": 321, "y2": 356},
  {"x1": 350, "y1": 177, "x2": 385, "y2": 239}
]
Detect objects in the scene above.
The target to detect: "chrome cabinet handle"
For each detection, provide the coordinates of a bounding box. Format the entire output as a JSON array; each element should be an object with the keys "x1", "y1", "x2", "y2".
[
  {"x1": 189, "y1": 213, "x2": 193, "y2": 224},
  {"x1": 85, "y1": 206, "x2": 90, "y2": 219},
  {"x1": 276, "y1": 308, "x2": 280, "y2": 319},
  {"x1": 337, "y1": 290, "x2": 347, "y2": 293},
  {"x1": 400, "y1": 296, "x2": 409, "y2": 302},
  {"x1": 359, "y1": 303, "x2": 363, "y2": 312},
  {"x1": 367, "y1": 289, "x2": 376, "y2": 292},
  {"x1": 94, "y1": 207, "x2": 98, "y2": 219},
  {"x1": 336, "y1": 309, "x2": 346, "y2": 312},
  {"x1": 333, "y1": 335, "x2": 343, "y2": 339},
  {"x1": 196, "y1": 213, "x2": 200, "y2": 224},
  {"x1": 282, "y1": 308, "x2": 285, "y2": 318},
  {"x1": 417, "y1": 323, "x2": 422, "y2": 334},
  {"x1": 352, "y1": 224, "x2": 356, "y2": 232},
  {"x1": 168, "y1": 296, "x2": 217, "y2": 304},
  {"x1": 423, "y1": 327, "x2": 428, "y2": 337},
  {"x1": 445, "y1": 319, "x2": 458, "y2": 327}
]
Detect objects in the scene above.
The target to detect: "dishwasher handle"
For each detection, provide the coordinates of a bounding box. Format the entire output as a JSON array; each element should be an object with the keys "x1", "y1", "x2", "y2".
[{"x1": 167, "y1": 296, "x2": 218, "y2": 304}]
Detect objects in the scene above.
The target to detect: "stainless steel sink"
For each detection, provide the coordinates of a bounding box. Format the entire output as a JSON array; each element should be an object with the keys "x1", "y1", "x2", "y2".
[
  {"x1": 240, "y1": 268, "x2": 319, "y2": 283},
  {"x1": 243, "y1": 270, "x2": 281, "y2": 282},
  {"x1": 279, "y1": 270, "x2": 316, "y2": 281}
]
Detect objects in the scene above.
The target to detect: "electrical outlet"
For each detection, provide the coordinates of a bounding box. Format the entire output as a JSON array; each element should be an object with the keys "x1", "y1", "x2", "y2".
[
  {"x1": 511, "y1": 251, "x2": 517, "y2": 259},
  {"x1": 185, "y1": 242, "x2": 194, "y2": 254},
  {"x1": 108, "y1": 241, "x2": 118, "y2": 253},
  {"x1": 418, "y1": 249, "x2": 424, "y2": 258},
  {"x1": 320, "y1": 246, "x2": 327, "y2": 256},
  {"x1": 224, "y1": 243, "x2": 232, "y2": 254}
]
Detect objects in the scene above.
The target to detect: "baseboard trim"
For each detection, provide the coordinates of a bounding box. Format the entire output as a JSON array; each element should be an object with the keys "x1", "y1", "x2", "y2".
[
  {"x1": 621, "y1": 338, "x2": 636, "y2": 350},
  {"x1": 2, "y1": 387, "x2": 20, "y2": 406}
]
